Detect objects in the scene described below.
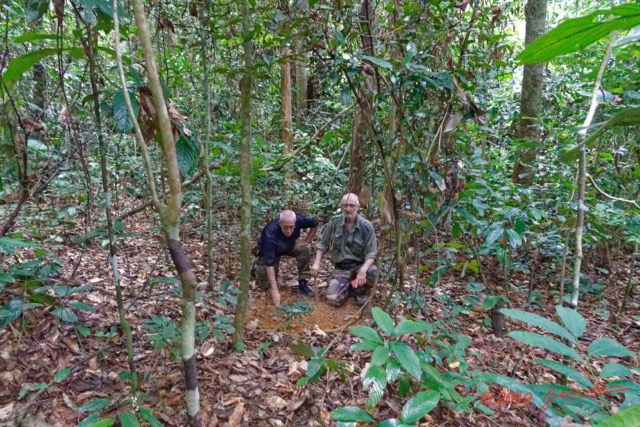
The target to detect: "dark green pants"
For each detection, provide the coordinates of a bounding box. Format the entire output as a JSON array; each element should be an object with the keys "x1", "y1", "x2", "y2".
[{"x1": 325, "y1": 264, "x2": 377, "y2": 306}]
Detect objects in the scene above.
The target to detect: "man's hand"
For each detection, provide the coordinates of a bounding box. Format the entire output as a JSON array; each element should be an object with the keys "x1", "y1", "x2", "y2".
[
  {"x1": 270, "y1": 288, "x2": 281, "y2": 307},
  {"x1": 310, "y1": 261, "x2": 320, "y2": 278},
  {"x1": 355, "y1": 267, "x2": 367, "y2": 287}
]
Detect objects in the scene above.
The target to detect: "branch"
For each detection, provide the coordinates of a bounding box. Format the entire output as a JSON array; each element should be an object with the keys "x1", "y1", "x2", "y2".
[
  {"x1": 587, "y1": 173, "x2": 640, "y2": 209},
  {"x1": 116, "y1": 160, "x2": 220, "y2": 221},
  {"x1": 261, "y1": 103, "x2": 355, "y2": 172}
]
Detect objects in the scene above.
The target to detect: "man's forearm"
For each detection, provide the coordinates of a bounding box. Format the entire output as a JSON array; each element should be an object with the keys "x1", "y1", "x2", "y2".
[
  {"x1": 266, "y1": 266, "x2": 278, "y2": 290},
  {"x1": 313, "y1": 249, "x2": 324, "y2": 265},
  {"x1": 305, "y1": 227, "x2": 318, "y2": 244},
  {"x1": 362, "y1": 257, "x2": 375, "y2": 271}
]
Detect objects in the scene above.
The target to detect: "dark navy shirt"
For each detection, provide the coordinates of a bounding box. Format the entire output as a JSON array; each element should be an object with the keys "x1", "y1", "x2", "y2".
[{"x1": 258, "y1": 215, "x2": 318, "y2": 266}]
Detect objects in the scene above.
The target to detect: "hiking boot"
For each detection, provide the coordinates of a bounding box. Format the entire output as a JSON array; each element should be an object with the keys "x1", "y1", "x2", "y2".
[
  {"x1": 298, "y1": 280, "x2": 315, "y2": 297},
  {"x1": 355, "y1": 294, "x2": 369, "y2": 306}
]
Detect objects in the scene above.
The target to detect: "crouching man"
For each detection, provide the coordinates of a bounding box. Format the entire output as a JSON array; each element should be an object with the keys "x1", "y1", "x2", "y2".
[
  {"x1": 310, "y1": 193, "x2": 377, "y2": 306},
  {"x1": 254, "y1": 210, "x2": 318, "y2": 307}
]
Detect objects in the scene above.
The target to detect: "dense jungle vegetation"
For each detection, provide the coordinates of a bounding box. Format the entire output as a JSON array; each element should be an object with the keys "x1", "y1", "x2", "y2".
[{"x1": 0, "y1": 0, "x2": 639, "y2": 426}]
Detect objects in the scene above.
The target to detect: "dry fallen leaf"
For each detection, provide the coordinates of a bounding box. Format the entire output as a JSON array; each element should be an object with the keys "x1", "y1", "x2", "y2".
[
  {"x1": 265, "y1": 395, "x2": 287, "y2": 412},
  {"x1": 0, "y1": 402, "x2": 14, "y2": 421},
  {"x1": 227, "y1": 401, "x2": 244, "y2": 427},
  {"x1": 448, "y1": 360, "x2": 461, "y2": 369}
]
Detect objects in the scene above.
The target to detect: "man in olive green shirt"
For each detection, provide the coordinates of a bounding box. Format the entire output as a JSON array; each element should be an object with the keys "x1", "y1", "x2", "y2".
[{"x1": 311, "y1": 193, "x2": 377, "y2": 306}]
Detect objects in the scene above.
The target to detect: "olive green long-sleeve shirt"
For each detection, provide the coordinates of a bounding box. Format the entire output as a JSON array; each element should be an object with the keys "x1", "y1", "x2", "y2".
[{"x1": 315, "y1": 214, "x2": 377, "y2": 265}]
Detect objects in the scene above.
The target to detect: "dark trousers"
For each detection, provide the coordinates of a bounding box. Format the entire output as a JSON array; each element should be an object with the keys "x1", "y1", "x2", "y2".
[{"x1": 254, "y1": 244, "x2": 311, "y2": 290}]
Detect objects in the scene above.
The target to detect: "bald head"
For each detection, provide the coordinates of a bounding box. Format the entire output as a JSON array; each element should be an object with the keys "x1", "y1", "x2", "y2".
[
  {"x1": 278, "y1": 210, "x2": 296, "y2": 237},
  {"x1": 341, "y1": 193, "x2": 360, "y2": 223},
  {"x1": 341, "y1": 193, "x2": 360, "y2": 207}
]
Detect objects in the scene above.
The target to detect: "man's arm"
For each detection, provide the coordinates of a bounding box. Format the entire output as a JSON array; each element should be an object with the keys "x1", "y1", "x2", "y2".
[
  {"x1": 305, "y1": 226, "x2": 317, "y2": 245},
  {"x1": 266, "y1": 266, "x2": 280, "y2": 307},
  {"x1": 311, "y1": 249, "x2": 323, "y2": 277},
  {"x1": 354, "y1": 257, "x2": 375, "y2": 287},
  {"x1": 355, "y1": 221, "x2": 378, "y2": 287}
]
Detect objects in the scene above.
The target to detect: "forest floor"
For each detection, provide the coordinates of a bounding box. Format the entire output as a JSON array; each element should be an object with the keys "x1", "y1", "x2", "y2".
[{"x1": 0, "y1": 198, "x2": 639, "y2": 427}]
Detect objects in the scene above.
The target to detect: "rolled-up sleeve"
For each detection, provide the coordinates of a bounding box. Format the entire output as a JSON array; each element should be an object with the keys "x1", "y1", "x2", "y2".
[
  {"x1": 315, "y1": 220, "x2": 333, "y2": 252},
  {"x1": 363, "y1": 226, "x2": 377, "y2": 260}
]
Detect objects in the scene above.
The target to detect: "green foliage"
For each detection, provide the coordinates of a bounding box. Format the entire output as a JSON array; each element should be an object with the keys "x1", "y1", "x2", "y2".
[
  {"x1": 327, "y1": 307, "x2": 488, "y2": 424},
  {"x1": 598, "y1": 404, "x2": 640, "y2": 427},
  {"x1": 518, "y1": 4, "x2": 640, "y2": 64},
  {"x1": 176, "y1": 134, "x2": 200, "y2": 177},
  {"x1": 112, "y1": 89, "x2": 140, "y2": 134},
  {"x1": 501, "y1": 306, "x2": 639, "y2": 422}
]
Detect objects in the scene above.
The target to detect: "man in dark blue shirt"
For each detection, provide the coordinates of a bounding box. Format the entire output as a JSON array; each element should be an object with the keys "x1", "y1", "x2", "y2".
[{"x1": 254, "y1": 210, "x2": 318, "y2": 306}]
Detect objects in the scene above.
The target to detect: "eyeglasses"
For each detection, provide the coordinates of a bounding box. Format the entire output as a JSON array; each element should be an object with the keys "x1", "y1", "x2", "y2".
[{"x1": 341, "y1": 203, "x2": 358, "y2": 208}]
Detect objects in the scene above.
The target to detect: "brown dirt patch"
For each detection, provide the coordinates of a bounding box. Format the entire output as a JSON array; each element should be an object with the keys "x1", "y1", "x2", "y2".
[{"x1": 248, "y1": 286, "x2": 367, "y2": 334}]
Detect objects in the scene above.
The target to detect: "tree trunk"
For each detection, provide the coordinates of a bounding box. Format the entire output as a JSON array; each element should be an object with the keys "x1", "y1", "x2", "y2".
[
  {"x1": 130, "y1": 0, "x2": 201, "y2": 424},
  {"x1": 232, "y1": 0, "x2": 255, "y2": 348},
  {"x1": 281, "y1": 56, "x2": 293, "y2": 177},
  {"x1": 293, "y1": 0, "x2": 308, "y2": 117},
  {"x1": 347, "y1": 0, "x2": 376, "y2": 195},
  {"x1": 512, "y1": 0, "x2": 547, "y2": 185},
  {"x1": 569, "y1": 34, "x2": 617, "y2": 309}
]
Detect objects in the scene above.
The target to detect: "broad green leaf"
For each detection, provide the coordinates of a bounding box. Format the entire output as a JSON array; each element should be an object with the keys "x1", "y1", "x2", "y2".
[
  {"x1": 390, "y1": 342, "x2": 421, "y2": 380},
  {"x1": 360, "y1": 54, "x2": 393, "y2": 70},
  {"x1": 508, "y1": 331, "x2": 583, "y2": 362},
  {"x1": 401, "y1": 390, "x2": 440, "y2": 423},
  {"x1": 485, "y1": 226, "x2": 504, "y2": 247},
  {"x1": 505, "y1": 229, "x2": 522, "y2": 249},
  {"x1": 13, "y1": 33, "x2": 62, "y2": 43},
  {"x1": 501, "y1": 308, "x2": 576, "y2": 342},
  {"x1": 385, "y1": 359, "x2": 404, "y2": 383},
  {"x1": 600, "y1": 362, "x2": 632, "y2": 378},
  {"x1": 350, "y1": 339, "x2": 380, "y2": 352},
  {"x1": 78, "y1": 398, "x2": 112, "y2": 412},
  {"x1": 0, "y1": 237, "x2": 39, "y2": 249},
  {"x1": 113, "y1": 90, "x2": 139, "y2": 133},
  {"x1": 371, "y1": 345, "x2": 390, "y2": 366},
  {"x1": 534, "y1": 359, "x2": 593, "y2": 389},
  {"x1": 428, "y1": 265, "x2": 449, "y2": 286},
  {"x1": 1, "y1": 49, "x2": 58, "y2": 92},
  {"x1": 518, "y1": 4, "x2": 640, "y2": 64},
  {"x1": 138, "y1": 408, "x2": 163, "y2": 427},
  {"x1": 53, "y1": 367, "x2": 71, "y2": 383},
  {"x1": 119, "y1": 411, "x2": 139, "y2": 427},
  {"x1": 364, "y1": 365, "x2": 387, "y2": 407},
  {"x1": 394, "y1": 319, "x2": 432, "y2": 336},
  {"x1": 331, "y1": 406, "x2": 376, "y2": 422},
  {"x1": 89, "y1": 419, "x2": 116, "y2": 427},
  {"x1": 306, "y1": 358, "x2": 324, "y2": 379},
  {"x1": 176, "y1": 134, "x2": 200, "y2": 177},
  {"x1": 336, "y1": 423, "x2": 356, "y2": 427},
  {"x1": 26, "y1": 0, "x2": 50, "y2": 22},
  {"x1": 588, "y1": 338, "x2": 636, "y2": 358},
  {"x1": 0, "y1": 273, "x2": 15, "y2": 284},
  {"x1": 349, "y1": 325, "x2": 384, "y2": 344},
  {"x1": 51, "y1": 307, "x2": 79, "y2": 323},
  {"x1": 555, "y1": 306, "x2": 586, "y2": 338},
  {"x1": 598, "y1": 403, "x2": 640, "y2": 427},
  {"x1": 378, "y1": 419, "x2": 412, "y2": 427},
  {"x1": 561, "y1": 108, "x2": 640, "y2": 163},
  {"x1": 78, "y1": 414, "x2": 100, "y2": 427},
  {"x1": 371, "y1": 307, "x2": 395, "y2": 336},
  {"x1": 291, "y1": 342, "x2": 315, "y2": 358},
  {"x1": 70, "y1": 302, "x2": 96, "y2": 312}
]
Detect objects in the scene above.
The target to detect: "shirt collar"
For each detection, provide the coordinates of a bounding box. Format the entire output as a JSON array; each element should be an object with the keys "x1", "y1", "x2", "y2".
[{"x1": 340, "y1": 214, "x2": 360, "y2": 229}]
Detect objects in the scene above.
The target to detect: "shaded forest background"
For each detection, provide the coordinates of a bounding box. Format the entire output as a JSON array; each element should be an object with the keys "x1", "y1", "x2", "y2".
[{"x1": 0, "y1": 0, "x2": 639, "y2": 426}]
